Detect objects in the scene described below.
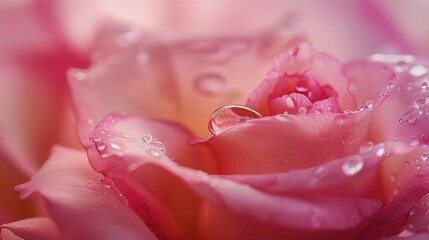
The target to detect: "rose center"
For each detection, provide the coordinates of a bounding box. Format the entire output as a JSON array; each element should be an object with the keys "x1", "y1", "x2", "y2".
[{"x1": 268, "y1": 74, "x2": 339, "y2": 115}]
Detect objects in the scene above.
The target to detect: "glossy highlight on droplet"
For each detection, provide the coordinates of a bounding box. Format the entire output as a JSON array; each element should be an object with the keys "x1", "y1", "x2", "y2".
[{"x1": 208, "y1": 105, "x2": 261, "y2": 135}]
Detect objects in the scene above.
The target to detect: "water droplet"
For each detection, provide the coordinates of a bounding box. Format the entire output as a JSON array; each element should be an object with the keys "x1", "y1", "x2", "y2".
[
  {"x1": 387, "y1": 80, "x2": 397, "y2": 89},
  {"x1": 409, "y1": 136, "x2": 421, "y2": 146},
  {"x1": 73, "y1": 71, "x2": 86, "y2": 81},
  {"x1": 143, "y1": 134, "x2": 153, "y2": 143},
  {"x1": 87, "y1": 118, "x2": 95, "y2": 125},
  {"x1": 297, "y1": 106, "x2": 308, "y2": 115},
  {"x1": 404, "y1": 161, "x2": 410, "y2": 167},
  {"x1": 152, "y1": 140, "x2": 165, "y2": 154},
  {"x1": 122, "y1": 131, "x2": 132, "y2": 138},
  {"x1": 375, "y1": 147, "x2": 385, "y2": 157},
  {"x1": 295, "y1": 80, "x2": 309, "y2": 92},
  {"x1": 148, "y1": 148, "x2": 161, "y2": 157},
  {"x1": 366, "y1": 100, "x2": 374, "y2": 108},
  {"x1": 87, "y1": 183, "x2": 92, "y2": 188},
  {"x1": 359, "y1": 141, "x2": 374, "y2": 154},
  {"x1": 97, "y1": 142, "x2": 107, "y2": 152},
  {"x1": 357, "y1": 105, "x2": 365, "y2": 111},
  {"x1": 208, "y1": 105, "x2": 261, "y2": 135},
  {"x1": 110, "y1": 142, "x2": 121, "y2": 151},
  {"x1": 285, "y1": 96, "x2": 295, "y2": 109},
  {"x1": 410, "y1": 65, "x2": 428, "y2": 77},
  {"x1": 314, "y1": 166, "x2": 328, "y2": 179},
  {"x1": 194, "y1": 73, "x2": 227, "y2": 96},
  {"x1": 415, "y1": 97, "x2": 426, "y2": 108},
  {"x1": 342, "y1": 156, "x2": 364, "y2": 176},
  {"x1": 398, "y1": 224, "x2": 415, "y2": 238},
  {"x1": 421, "y1": 152, "x2": 428, "y2": 161},
  {"x1": 421, "y1": 80, "x2": 429, "y2": 90},
  {"x1": 408, "y1": 117, "x2": 416, "y2": 124}
]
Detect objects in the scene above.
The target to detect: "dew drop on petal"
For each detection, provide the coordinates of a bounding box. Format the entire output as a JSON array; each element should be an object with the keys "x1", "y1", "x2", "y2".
[
  {"x1": 194, "y1": 73, "x2": 227, "y2": 96},
  {"x1": 152, "y1": 140, "x2": 165, "y2": 154},
  {"x1": 73, "y1": 70, "x2": 86, "y2": 81},
  {"x1": 110, "y1": 142, "x2": 121, "y2": 151},
  {"x1": 398, "y1": 224, "x2": 415, "y2": 238},
  {"x1": 97, "y1": 142, "x2": 107, "y2": 152},
  {"x1": 365, "y1": 100, "x2": 374, "y2": 108},
  {"x1": 421, "y1": 79, "x2": 429, "y2": 90},
  {"x1": 143, "y1": 134, "x2": 153, "y2": 143},
  {"x1": 209, "y1": 105, "x2": 261, "y2": 135},
  {"x1": 415, "y1": 97, "x2": 426, "y2": 108},
  {"x1": 314, "y1": 166, "x2": 328, "y2": 179},
  {"x1": 421, "y1": 152, "x2": 428, "y2": 161},
  {"x1": 409, "y1": 136, "x2": 421, "y2": 146},
  {"x1": 409, "y1": 65, "x2": 428, "y2": 77},
  {"x1": 359, "y1": 141, "x2": 374, "y2": 154},
  {"x1": 148, "y1": 148, "x2": 161, "y2": 157},
  {"x1": 342, "y1": 156, "x2": 364, "y2": 176}
]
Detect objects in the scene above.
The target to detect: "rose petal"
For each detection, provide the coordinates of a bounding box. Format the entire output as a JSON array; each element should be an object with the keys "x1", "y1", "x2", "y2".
[
  {"x1": 15, "y1": 146, "x2": 156, "y2": 240},
  {"x1": 246, "y1": 43, "x2": 355, "y2": 115},
  {"x1": 222, "y1": 142, "x2": 414, "y2": 198},
  {"x1": 0, "y1": 217, "x2": 60, "y2": 240},
  {"x1": 197, "y1": 110, "x2": 372, "y2": 174},
  {"x1": 86, "y1": 114, "x2": 383, "y2": 239},
  {"x1": 366, "y1": 55, "x2": 429, "y2": 145},
  {"x1": 358, "y1": 145, "x2": 429, "y2": 239}
]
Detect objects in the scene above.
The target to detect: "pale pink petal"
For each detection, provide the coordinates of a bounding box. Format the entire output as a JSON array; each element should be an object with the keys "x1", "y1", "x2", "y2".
[
  {"x1": 246, "y1": 43, "x2": 355, "y2": 116},
  {"x1": 85, "y1": 114, "x2": 383, "y2": 239},
  {"x1": 222, "y1": 142, "x2": 414, "y2": 198},
  {"x1": 15, "y1": 146, "x2": 156, "y2": 240},
  {"x1": 0, "y1": 217, "x2": 60, "y2": 240},
  {"x1": 198, "y1": 110, "x2": 373, "y2": 174}
]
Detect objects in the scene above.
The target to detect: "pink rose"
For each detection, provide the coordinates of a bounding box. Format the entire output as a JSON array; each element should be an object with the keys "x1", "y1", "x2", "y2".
[{"x1": 1, "y1": 1, "x2": 429, "y2": 240}]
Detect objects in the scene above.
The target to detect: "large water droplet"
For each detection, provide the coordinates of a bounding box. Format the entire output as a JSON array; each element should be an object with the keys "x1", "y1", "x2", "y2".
[
  {"x1": 209, "y1": 105, "x2": 261, "y2": 135},
  {"x1": 342, "y1": 156, "x2": 364, "y2": 176},
  {"x1": 410, "y1": 65, "x2": 428, "y2": 77},
  {"x1": 194, "y1": 73, "x2": 227, "y2": 96}
]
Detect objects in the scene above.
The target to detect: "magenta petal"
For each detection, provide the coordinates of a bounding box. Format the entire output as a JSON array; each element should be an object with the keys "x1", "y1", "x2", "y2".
[
  {"x1": 1, "y1": 217, "x2": 60, "y2": 240},
  {"x1": 16, "y1": 146, "x2": 156, "y2": 240}
]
